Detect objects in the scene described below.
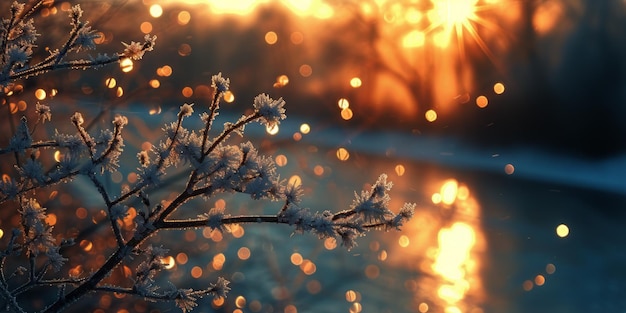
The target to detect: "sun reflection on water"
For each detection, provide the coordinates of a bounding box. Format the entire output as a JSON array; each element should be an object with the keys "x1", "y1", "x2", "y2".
[{"x1": 389, "y1": 177, "x2": 485, "y2": 312}]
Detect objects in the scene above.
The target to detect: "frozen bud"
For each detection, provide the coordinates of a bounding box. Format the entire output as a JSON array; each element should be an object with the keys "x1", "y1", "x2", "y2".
[
  {"x1": 112, "y1": 115, "x2": 128, "y2": 128},
  {"x1": 178, "y1": 103, "x2": 194, "y2": 118},
  {"x1": 10, "y1": 2, "x2": 25, "y2": 16},
  {"x1": 253, "y1": 93, "x2": 286, "y2": 128},
  {"x1": 35, "y1": 102, "x2": 51, "y2": 123},
  {"x1": 69, "y1": 4, "x2": 83, "y2": 24},
  {"x1": 71, "y1": 112, "x2": 84, "y2": 126},
  {"x1": 211, "y1": 72, "x2": 230, "y2": 93},
  {"x1": 137, "y1": 150, "x2": 150, "y2": 167}
]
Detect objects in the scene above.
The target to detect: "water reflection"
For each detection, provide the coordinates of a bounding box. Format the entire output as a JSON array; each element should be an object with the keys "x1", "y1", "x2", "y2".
[{"x1": 390, "y1": 178, "x2": 485, "y2": 312}]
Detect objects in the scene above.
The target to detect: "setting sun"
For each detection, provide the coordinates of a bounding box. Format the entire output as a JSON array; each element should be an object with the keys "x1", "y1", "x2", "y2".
[{"x1": 431, "y1": 0, "x2": 478, "y2": 26}]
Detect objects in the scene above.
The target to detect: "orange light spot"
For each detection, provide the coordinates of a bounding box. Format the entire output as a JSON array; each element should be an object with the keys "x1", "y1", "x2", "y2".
[
  {"x1": 522, "y1": 280, "x2": 533, "y2": 291},
  {"x1": 105, "y1": 78, "x2": 116, "y2": 88},
  {"x1": 177, "y1": 11, "x2": 191, "y2": 25},
  {"x1": 69, "y1": 265, "x2": 82, "y2": 277},
  {"x1": 350, "y1": 302, "x2": 362, "y2": 313},
  {"x1": 284, "y1": 304, "x2": 297, "y2": 313},
  {"x1": 176, "y1": 252, "x2": 188, "y2": 265},
  {"x1": 237, "y1": 247, "x2": 251, "y2": 260},
  {"x1": 290, "y1": 31, "x2": 304, "y2": 44},
  {"x1": 182, "y1": 86, "x2": 193, "y2": 97},
  {"x1": 223, "y1": 90, "x2": 235, "y2": 103},
  {"x1": 265, "y1": 31, "x2": 278, "y2": 44},
  {"x1": 418, "y1": 302, "x2": 429, "y2": 313},
  {"x1": 120, "y1": 58, "x2": 133, "y2": 72},
  {"x1": 476, "y1": 95, "x2": 488, "y2": 108},
  {"x1": 336, "y1": 148, "x2": 350, "y2": 161},
  {"x1": 313, "y1": 165, "x2": 324, "y2": 176},
  {"x1": 76, "y1": 207, "x2": 88, "y2": 219},
  {"x1": 275, "y1": 155, "x2": 287, "y2": 167},
  {"x1": 35, "y1": 89, "x2": 46, "y2": 100},
  {"x1": 546, "y1": 263, "x2": 556, "y2": 274},
  {"x1": 17, "y1": 100, "x2": 26, "y2": 111},
  {"x1": 45, "y1": 213, "x2": 57, "y2": 226},
  {"x1": 441, "y1": 179, "x2": 459, "y2": 205},
  {"x1": 210, "y1": 229, "x2": 223, "y2": 242},
  {"x1": 299, "y1": 64, "x2": 312, "y2": 77},
  {"x1": 80, "y1": 240, "x2": 93, "y2": 252},
  {"x1": 290, "y1": 252, "x2": 303, "y2": 265},
  {"x1": 94, "y1": 32, "x2": 105, "y2": 44},
  {"x1": 324, "y1": 237, "x2": 337, "y2": 250},
  {"x1": 274, "y1": 74, "x2": 289, "y2": 88},
  {"x1": 293, "y1": 132, "x2": 302, "y2": 141},
  {"x1": 161, "y1": 256, "x2": 175, "y2": 269},
  {"x1": 122, "y1": 265, "x2": 132, "y2": 278},
  {"x1": 378, "y1": 250, "x2": 388, "y2": 261},
  {"x1": 300, "y1": 259, "x2": 316, "y2": 275},
  {"x1": 160, "y1": 65, "x2": 172, "y2": 77},
  {"x1": 140, "y1": 21, "x2": 152, "y2": 34},
  {"x1": 184, "y1": 229, "x2": 196, "y2": 242},
  {"x1": 395, "y1": 164, "x2": 405, "y2": 176},
  {"x1": 306, "y1": 280, "x2": 322, "y2": 294},
  {"x1": 235, "y1": 296, "x2": 246, "y2": 308},
  {"x1": 212, "y1": 253, "x2": 226, "y2": 270},
  {"x1": 212, "y1": 297, "x2": 225, "y2": 307},
  {"x1": 425, "y1": 109, "x2": 437, "y2": 122},
  {"x1": 288, "y1": 175, "x2": 302, "y2": 187},
  {"x1": 494, "y1": 82, "x2": 505, "y2": 94},
  {"x1": 127, "y1": 172, "x2": 137, "y2": 184},
  {"x1": 230, "y1": 224, "x2": 245, "y2": 238},
  {"x1": 534, "y1": 274, "x2": 545, "y2": 286},
  {"x1": 341, "y1": 108, "x2": 353, "y2": 120},
  {"x1": 504, "y1": 163, "x2": 515, "y2": 175},
  {"x1": 365, "y1": 264, "x2": 379, "y2": 279},
  {"x1": 149, "y1": 106, "x2": 161, "y2": 115},
  {"x1": 174, "y1": 43, "x2": 190, "y2": 57},
  {"x1": 149, "y1": 79, "x2": 160, "y2": 88},
  {"x1": 345, "y1": 290, "x2": 357, "y2": 302},
  {"x1": 191, "y1": 266, "x2": 203, "y2": 278},
  {"x1": 398, "y1": 235, "x2": 410, "y2": 247},
  {"x1": 266, "y1": 124, "x2": 279, "y2": 135}
]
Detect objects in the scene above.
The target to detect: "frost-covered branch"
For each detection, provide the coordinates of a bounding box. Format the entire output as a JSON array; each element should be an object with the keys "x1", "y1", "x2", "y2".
[
  {"x1": 0, "y1": 1, "x2": 156, "y2": 88},
  {"x1": 0, "y1": 2, "x2": 414, "y2": 312}
]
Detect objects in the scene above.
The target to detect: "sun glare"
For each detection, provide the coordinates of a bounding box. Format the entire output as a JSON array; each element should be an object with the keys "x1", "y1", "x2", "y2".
[
  {"x1": 152, "y1": 0, "x2": 518, "y2": 114},
  {"x1": 425, "y1": 0, "x2": 497, "y2": 59},
  {"x1": 431, "y1": 0, "x2": 478, "y2": 27},
  {"x1": 159, "y1": 0, "x2": 333, "y2": 17}
]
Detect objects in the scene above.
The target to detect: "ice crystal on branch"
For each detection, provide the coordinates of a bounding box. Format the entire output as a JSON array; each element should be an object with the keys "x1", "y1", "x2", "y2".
[
  {"x1": 211, "y1": 72, "x2": 230, "y2": 93},
  {"x1": 122, "y1": 34, "x2": 157, "y2": 60},
  {"x1": 0, "y1": 1, "x2": 155, "y2": 87},
  {"x1": 0, "y1": 2, "x2": 414, "y2": 311},
  {"x1": 253, "y1": 93, "x2": 286, "y2": 128}
]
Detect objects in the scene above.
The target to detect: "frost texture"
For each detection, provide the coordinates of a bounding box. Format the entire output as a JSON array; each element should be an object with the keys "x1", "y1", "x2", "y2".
[{"x1": 0, "y1": 3, "x2": 413, "y2": 312}]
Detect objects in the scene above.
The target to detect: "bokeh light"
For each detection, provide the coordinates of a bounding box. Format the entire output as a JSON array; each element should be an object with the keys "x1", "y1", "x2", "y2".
[
  {"x1": 556, "y1": 224, "x2": 569, "y2": 238},
  {"x1": 149, "y1": 4, "x2": 163, "y2": 18},
  {"x1": 265, "y1": 31, "x2": 278, "y2": 44}
]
